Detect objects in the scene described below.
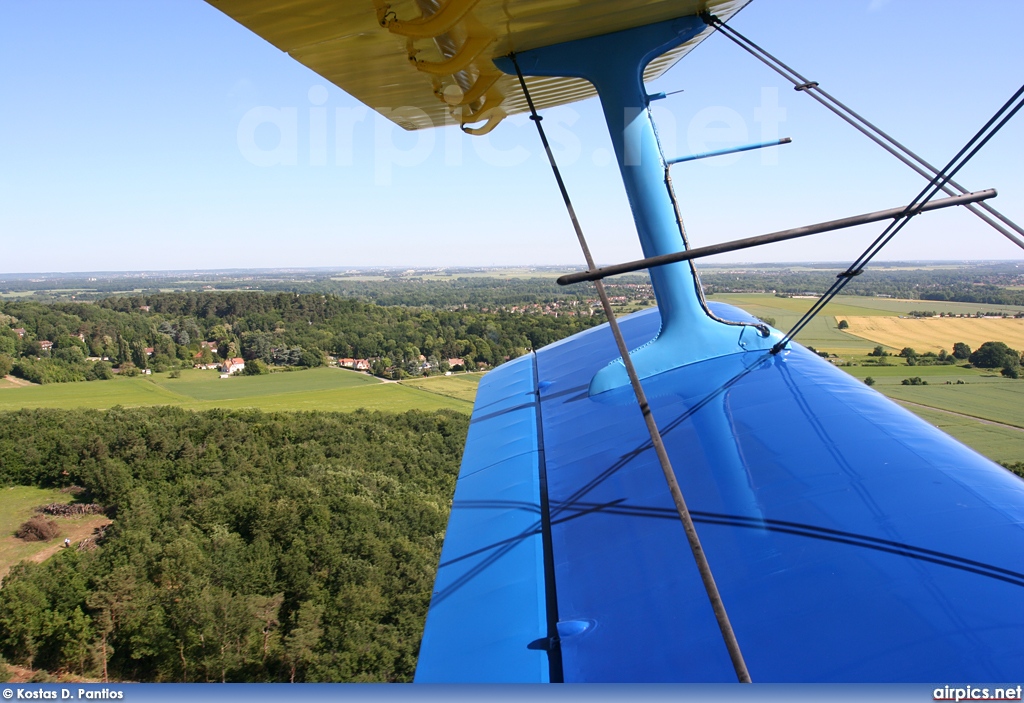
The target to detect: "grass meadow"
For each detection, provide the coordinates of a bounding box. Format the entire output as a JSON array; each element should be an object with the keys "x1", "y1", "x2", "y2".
[
  {"x1": 399, "y1": 374, "x2": 482, "y2": 403},
  {"x1": 0, "y1": 367, "x2": 473, "y2": 414}
]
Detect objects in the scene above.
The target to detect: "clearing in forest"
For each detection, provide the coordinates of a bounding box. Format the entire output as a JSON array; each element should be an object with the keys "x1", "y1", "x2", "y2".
[{"x1": 0, "y1": 486, "x2": 111, "y2": 582}]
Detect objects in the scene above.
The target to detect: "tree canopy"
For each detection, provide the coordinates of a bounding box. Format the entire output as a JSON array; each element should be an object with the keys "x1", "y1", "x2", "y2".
[
  {"x1": 0, "y1": 407, "x2": 468, "y2": 682},
  {"x1": 968, "y1": 341, "x2": 1021, "y2": 369}
]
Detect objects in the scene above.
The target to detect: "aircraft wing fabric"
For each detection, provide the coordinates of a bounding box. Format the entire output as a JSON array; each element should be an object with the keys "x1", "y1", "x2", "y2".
[
  {"x1": 416, "y1": 304, "x2": 1024, "y2": 682},
  {"x1": 204, "y1": 0, "x2": 750, "y2": 131}
]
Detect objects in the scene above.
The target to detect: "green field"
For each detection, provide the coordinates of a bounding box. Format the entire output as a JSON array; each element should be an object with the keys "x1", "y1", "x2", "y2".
[
  {"x1": 711, "y1": 294, "x2": 1024, "y2": 462},
  {"x1": 889, "y1": 404, "x2": 1024, "y2": 466},
  {"x1": 880, "y1": 383, "x2": 1024, "y2": 428},
  {"x1": 0, "y1": 367, "x2": 472, "y2": 414},
  {"x1": 399, "y1": 373, "x2": 482, "y2": 403},
  {"x1": 841, "y1": 362, "x2": 1024, "y2": 462}
]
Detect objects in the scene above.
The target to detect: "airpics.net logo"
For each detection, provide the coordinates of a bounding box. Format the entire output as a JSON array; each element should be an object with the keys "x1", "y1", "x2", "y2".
[
  {"x1": 934, "y1": 685, "x2": 1024, "y2": 701},
  {"x1": 235, "y1": 85, "x2": 788, "y2": 185}
]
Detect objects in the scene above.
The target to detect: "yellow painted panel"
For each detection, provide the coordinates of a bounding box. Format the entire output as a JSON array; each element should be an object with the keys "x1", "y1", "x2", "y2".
[{"x1": 205, "y1": 0, "x2": 751, "y2": 129}]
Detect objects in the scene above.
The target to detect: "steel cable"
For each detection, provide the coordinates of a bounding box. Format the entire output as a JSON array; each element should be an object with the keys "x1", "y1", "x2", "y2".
[
  {"x1": 701, "y1": 13, "x2": 1024, "y2": 251},
  {"x1": 774, "y1": 82, "x2": 1024, "y2": 352}
]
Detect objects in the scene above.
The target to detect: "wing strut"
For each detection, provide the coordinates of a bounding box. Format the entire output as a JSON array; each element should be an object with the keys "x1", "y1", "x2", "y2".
[
  {"x1": 555, "y1": 189, "x2": 997, "y2": 285},
  {"x1": 508, "y1": 46, "x2": 753, "y2": 685}
]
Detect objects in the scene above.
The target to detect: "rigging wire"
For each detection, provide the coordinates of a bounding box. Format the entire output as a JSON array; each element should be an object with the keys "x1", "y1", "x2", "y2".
[
  {"x1": 773, "y1": 81, "x2": 1024, "y2": 353},
  {"x1": 508, "y1": 52, "x2": 753, "y2": 684},
  {"x1": 700, "y1": 13, "x2": 1024, "y2": 252}
]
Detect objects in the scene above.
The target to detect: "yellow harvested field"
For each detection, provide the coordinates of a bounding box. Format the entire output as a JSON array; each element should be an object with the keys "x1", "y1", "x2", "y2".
[{"x1": 839, "y1": 316, "x2": 1024, "y2": 353}]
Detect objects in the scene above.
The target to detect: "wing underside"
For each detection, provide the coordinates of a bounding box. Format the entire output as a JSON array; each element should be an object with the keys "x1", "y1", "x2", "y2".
[{"x1": 205, "y1": 0, "x2": 750, "y2": 131}]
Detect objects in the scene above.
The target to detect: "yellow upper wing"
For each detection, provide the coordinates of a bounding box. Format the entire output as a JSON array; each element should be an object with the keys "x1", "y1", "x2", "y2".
[{"x1": 205, "y1": 0, "x2": 751, "y2": 132}]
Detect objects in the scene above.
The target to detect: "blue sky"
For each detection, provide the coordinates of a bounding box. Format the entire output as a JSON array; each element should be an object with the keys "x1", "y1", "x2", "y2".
[{"x1": 1, "y1": 0, "x2": 1022, "y2": 274}]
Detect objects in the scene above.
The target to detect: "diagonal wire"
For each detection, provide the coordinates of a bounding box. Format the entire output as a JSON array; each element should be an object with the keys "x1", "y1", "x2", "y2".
[
  {"x1": 508, "y1": 52, "x2": 753, "y2": 684},
  {"x1": 773, "y1": 81, "x2": 1024, "y2": 352},
  {"x1": 700, "y1": 13, "x2": 1024, "y2": 251}
]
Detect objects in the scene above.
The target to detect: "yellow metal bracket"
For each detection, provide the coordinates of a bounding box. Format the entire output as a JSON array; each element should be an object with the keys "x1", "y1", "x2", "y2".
[
  {"x1": 373, "y1": 0, "x2": 508, "y2": 135},
  {"x1": 434, "y1": 69, "x2": 502, "y2": 107},
  {"x1": 408, "y1": 33, "x2": 493, "y2": 76},
  {"x1": 461, "y1": 108, "x2": 506, "y2": 136},
  {"x1": 459, "y1": 85, "x2": 505, "y2": 123},
  {"x1": 375, "y1": 0, "x2": 481, "y2": 39}
]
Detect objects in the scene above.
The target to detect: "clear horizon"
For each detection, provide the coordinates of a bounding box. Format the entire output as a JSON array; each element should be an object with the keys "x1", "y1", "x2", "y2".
[
  {"x1": 3, "y1": 259, "x2": 1024, "y2": 281},
  {"x1": 2, "y1": 1, "x2": 1023, "y2": 273}
]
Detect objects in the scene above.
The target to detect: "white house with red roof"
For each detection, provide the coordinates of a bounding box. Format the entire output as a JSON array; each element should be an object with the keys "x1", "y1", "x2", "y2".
[{"x1": 222, "y1": 357, "x2": 245, "y2": 374}]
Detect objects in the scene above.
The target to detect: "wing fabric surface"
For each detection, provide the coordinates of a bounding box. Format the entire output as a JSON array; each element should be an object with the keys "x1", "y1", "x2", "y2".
[
  {"x1": 204, "y1": 0, "x2": 750, "y2": 130},
  {"x1": 417, "y1": 303, "x2": 1024, "y2": 682},
  {"x1": 416, "y1": 355, "x2": 551, "y2": 681}
]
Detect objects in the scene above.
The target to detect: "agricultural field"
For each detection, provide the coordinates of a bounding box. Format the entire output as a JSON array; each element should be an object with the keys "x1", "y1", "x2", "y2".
[
  {"x1": 713, "y1": 293, "x2": 1024, "y2": 356},
  {"x1": 839, "y1": 316, "x2": 1024, "y2": 354},
  {"x1": 400, "y1": 373, "x2": 483, "y2": 403},
  {"x1": 886, "y1": 404, "x2": 1024, "y2": 468},
  {"x1": 0, "y1": 367, "x2": 472, "y2": 414}
]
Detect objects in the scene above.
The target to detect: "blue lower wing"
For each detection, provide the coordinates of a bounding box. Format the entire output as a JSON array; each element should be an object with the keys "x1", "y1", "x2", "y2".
[{"x1": 416, "y1": 304, "x2": 1024, "y2": 682}]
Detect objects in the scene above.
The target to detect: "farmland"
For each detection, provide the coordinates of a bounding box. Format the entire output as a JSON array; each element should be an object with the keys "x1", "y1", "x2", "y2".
[
  {"x1": 708, "y1": 292, "x2": 1024, "y2": 358},
  {"x1": 840, "y1": 315, "x2": 1024, "y2": 353},
  {"x1": 0, "y1": 367, "x2": 473, "y2": 414}
]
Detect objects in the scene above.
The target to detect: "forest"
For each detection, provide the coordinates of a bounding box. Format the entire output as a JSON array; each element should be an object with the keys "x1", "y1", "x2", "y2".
[
  {"x1": 0, "y1": 292, "x2": 603, "y2": 384},
  {"x1": 0, "y1": 407, "x2": 467, "y2": 682}
]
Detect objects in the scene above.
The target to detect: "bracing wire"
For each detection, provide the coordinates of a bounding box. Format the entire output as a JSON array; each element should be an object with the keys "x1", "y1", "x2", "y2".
[
  {"x1": 773, "y1": 81, "x2": 1024, "y2": 352},
  {"x1": 508, "y1": 52, "x2": 753, "y2": 684},
  {"x1": 700, "y1": 13, "x2": 1024, "y2": 251}
]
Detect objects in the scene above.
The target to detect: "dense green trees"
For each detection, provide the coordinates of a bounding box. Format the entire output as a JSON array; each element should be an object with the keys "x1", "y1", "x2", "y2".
[
  {"x1": 969, "y1": 341, "x2": 1021, "y2": 370},
  {"x1": 2, "y1": 290, "x2": 602, "y2": 384},
  {"x1": 97, "y1": 292, "x2": 602, "y2": 369},
  {"x1": 0, "y1": 407, "x2": 468, "y2": 682}
]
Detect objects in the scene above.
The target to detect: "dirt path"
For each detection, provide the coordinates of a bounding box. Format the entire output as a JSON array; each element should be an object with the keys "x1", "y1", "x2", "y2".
[
  {"x1": 895, "y1": 399, "x2": 1024, "y2": 433},
  {"x1": 0, "y1": 374, "x2": 34, "y2": 388},
  {"x1": 26, "y1": 516, "x2": 112, "y2": 566}
]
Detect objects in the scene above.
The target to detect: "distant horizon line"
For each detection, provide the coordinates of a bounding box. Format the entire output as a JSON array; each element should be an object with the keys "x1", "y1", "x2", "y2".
[{"x1": 2, "y1": 259, "x2": 1023, "y2": 280}]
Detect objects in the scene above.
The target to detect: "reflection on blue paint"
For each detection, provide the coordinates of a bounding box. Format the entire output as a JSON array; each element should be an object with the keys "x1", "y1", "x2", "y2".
[{"x1": 419, "y1": 303, "x2": 1024, "y2": 682}]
